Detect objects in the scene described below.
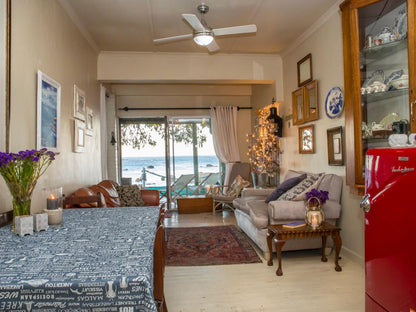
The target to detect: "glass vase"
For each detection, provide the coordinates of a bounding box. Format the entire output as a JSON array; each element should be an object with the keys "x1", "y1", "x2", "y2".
[
  {"x1": 305, "y1": 196, "x2": 325, "y2": 230},
  {"x1": 12, "y1": 197, "x2": 31, "y2": 229}
]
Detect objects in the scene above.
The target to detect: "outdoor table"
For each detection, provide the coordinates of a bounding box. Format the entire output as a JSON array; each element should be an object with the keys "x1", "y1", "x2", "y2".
[{"x1": 0, "y1": 206, "x2": 160, "y2": 312}]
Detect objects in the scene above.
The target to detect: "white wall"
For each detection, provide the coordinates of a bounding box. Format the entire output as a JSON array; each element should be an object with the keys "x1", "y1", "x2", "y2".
[
  {"x1": 0, "y1": 0, "x2": 101, "y2": 214},
  {"x1": 280, "y1": 7, "x2": 364, "y2": 262}
]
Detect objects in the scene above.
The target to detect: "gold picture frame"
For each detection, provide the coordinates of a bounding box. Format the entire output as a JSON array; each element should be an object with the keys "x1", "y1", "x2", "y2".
[
  {"x1": 298, "y1": 124, "x2": 314, "y2": 154},
  {"x1": 327, "y1": 126, "x2": 344, "y2": 166},
  {"x1": 297, "y1": 53, "x2": 313, "y2": 87}
]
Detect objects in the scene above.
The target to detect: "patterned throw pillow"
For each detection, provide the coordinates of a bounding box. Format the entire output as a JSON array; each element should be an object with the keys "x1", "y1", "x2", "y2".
[
  {"x1": 115, "y1": 185, "x2": 145, "y2": 207},
  {"x1": 228, "y1": 175, "x2": 251, "y2": 197},
  {"x1": 265, "y1": 174, "x2": 306, "y2": 203},
  {"x1": 278, "y1": 173, "x2": 325, "y2": 201}
]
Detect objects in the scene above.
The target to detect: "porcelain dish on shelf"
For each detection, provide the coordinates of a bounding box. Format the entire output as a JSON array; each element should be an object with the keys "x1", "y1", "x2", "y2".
[
  {"x1": 362, "y1": 70, "x2": 384, "y2": 88},
  {"x1": 385, "y1": 69, "x2": 404, "y2": 85},
  {"x1": 325, "y1": 87, "x2": 344, "y2": 119},
  {"x1": 379, "y1": 112, "x2": 400, "y2": 130},
  {"x1": 390, "y1": 75, "x2": 409, "y2": 89},
  {"x1": 409, "y1": 133, "x2": 416, "y2": 145},
  {"x1": 396, "y1": 11, "x2": 407, "y2": 40}
]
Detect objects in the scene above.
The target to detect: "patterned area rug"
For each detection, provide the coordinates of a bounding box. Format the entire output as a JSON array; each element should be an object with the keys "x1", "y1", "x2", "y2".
[{"x1": 165, "y1": 225, "x2": 262, "y2": 266}]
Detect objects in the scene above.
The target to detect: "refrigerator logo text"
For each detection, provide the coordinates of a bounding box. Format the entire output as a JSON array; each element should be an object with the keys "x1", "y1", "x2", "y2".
[{"x1": 392, "y1": 166, "x2": 415, "y2": 173}]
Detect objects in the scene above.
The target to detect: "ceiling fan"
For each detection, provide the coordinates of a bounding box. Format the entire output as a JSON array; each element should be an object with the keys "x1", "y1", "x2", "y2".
[{"x1": 153, "y1": 4, "x2": 257, "y2": 52}]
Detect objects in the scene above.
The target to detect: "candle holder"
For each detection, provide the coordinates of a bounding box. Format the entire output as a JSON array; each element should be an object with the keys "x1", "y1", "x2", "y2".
[
  {"x1": 305, "y1": 196, "x2": 325, "y2": 230},
  {"x1": 44, "y1": 187, "x2": 63, "y2": 227}
]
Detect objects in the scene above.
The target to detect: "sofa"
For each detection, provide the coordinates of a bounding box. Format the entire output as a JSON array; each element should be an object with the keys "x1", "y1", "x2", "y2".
[
  {"x1": 233, "y1": 170, "x2": 342, "y2": 259},
  {"x1": 65, "y1": 180, "x2": 160, "y2": 208}
]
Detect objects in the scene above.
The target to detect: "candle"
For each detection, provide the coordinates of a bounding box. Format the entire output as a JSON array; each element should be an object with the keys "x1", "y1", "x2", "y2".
[
  {"x1": 47, "y1": 194, "x2": 59, "y2": 210},
  {"x1": 45, "y1": 208, "x2": 62, "y2": 226},
  {"x1": 311, "y1": 214, "x2": 319, "y2": 228}
]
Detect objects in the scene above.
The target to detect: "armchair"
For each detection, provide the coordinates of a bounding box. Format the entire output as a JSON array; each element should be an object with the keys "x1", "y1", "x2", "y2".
[{"x1": 210, "y1": 162, "x2": 251, "y2": 214}]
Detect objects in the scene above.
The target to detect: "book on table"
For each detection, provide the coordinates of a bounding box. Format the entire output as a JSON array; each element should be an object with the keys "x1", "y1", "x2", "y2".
[{"x1": 282, "y1": 221, "x2": 305, "y2": 229}]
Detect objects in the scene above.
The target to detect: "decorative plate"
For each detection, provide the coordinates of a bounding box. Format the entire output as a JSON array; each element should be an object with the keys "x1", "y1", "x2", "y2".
[
  {"x1": 325, "y1": 87, "x2": 344, "y2": 119},
  {"x1": 397, "y1": 12, "x2": 407, "y2": 40},
  {"x1": 379, "y1": 112, "x2": 400, "y2": 130}
]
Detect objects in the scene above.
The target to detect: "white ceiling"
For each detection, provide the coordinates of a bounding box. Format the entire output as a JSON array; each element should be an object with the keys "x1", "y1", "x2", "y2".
[{"x1": 61, "y1": 0, "x2": 341, "y2": 54}]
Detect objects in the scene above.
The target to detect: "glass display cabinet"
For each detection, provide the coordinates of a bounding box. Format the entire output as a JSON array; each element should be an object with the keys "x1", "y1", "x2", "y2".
[{"x1": 340, "y1": 0, "x2": 415, "y2": 194}]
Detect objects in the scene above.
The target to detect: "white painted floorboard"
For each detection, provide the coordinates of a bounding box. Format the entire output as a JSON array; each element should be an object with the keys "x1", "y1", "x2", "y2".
[{"x1": 164, "y1": 211, "x2": 365, "y2": 312}]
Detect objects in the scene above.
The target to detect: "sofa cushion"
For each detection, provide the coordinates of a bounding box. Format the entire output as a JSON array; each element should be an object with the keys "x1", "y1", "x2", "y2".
[
  {"x1": 229, "y1": 175, "x2": 251, "y2": 197},
  {"x1": 247, "y1": 200, "x2": 269, "y2": 229},
  {"x1": 265, "y1": 174, "x2": 306, "y2": 203},
  {"x1": 268, "y1": 199, "x2": 341, "y2": 220},
  {"x1": 278, "y1": 173, "x2": 324, "y2": 201},
  {"x1": 283, "y1": 169, "x2": 306, "y2": 181},
  {"x1": 115, "y1": 185, "x2": 145, "y2": 207},
  {"x1": 318, "y1": 174, "x2": 343, "y2": 203}
]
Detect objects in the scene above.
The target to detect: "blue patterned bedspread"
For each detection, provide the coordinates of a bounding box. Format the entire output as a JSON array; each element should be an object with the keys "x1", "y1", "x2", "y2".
[{"x1": 0, "y1": 206, "x2": 160, "y2": 312}]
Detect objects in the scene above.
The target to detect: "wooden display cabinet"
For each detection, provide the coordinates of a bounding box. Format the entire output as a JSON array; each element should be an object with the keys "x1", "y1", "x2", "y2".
[{"x1": 340, "y1": 0, "x2": 416, "y2": 194}]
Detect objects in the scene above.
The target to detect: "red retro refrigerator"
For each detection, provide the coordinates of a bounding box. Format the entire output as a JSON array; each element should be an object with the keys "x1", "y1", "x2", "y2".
[{"x1": 361, "y1": 147, "x2": 416, "y2": 311}]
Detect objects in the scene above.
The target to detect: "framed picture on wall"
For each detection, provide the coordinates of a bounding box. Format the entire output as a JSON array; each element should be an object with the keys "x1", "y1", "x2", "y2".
[
  {"x1": 297, "y1": 53, "x2": 313, "y2": 87},
  {"x1": 73, "y1": 85, "x2": 86, "y2": 121},
  {"x1": 298, "y1": 124, "x2": 314, "y2": 154},
  {"x1": 36, "y1": 70, "x2": 61, "y2": 153},
  {"x1": 85, "y1": 107, "x2": 93, "y2": 136},
  {"x1": 74, "y1": 119, "x2": 85, "y2": 153},
  {"x1": 327, "y1": 126, "x2": 344, "y2": 165}
]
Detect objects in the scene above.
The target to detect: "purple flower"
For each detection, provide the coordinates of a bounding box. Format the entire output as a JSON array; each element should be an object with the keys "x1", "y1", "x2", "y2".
[{"x1": 305, "y1": 188, "x2": 329, "y2": 206}]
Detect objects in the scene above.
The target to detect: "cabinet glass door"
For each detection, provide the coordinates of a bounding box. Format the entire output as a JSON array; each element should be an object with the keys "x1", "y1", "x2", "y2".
[{"x1": 358, "y1": 0, "x2": 409, "y2": 178}]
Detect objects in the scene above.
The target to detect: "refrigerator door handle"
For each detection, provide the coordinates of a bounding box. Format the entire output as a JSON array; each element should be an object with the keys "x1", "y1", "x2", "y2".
[{"x1": 360, "y1": 194, "x2": 370, "y2": 212}]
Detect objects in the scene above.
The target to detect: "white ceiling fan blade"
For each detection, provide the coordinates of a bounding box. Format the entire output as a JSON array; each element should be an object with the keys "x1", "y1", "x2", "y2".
[
  {"x1": 182, "y1": 14, "x2": 205, "y2": 32},
  {"x1": 153, "y1": 34, "x2": 193, "y2": 45},
  {"x1": 213, "y1": 24, "x2": 257, "y2": 36},
  {"x1": 207, "y1": 40, "x2": 220, "y2": 52}
]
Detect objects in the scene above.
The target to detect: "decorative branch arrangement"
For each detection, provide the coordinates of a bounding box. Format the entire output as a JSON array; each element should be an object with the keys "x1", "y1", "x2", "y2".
[{"x1": 246, "y1": 109, "x2": 280, "y2": 176}]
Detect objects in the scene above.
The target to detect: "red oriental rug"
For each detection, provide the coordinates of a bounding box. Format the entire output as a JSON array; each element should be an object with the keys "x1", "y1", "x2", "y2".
[{"x1": 165, "y1": 225, "x2": 262, "y2": 266}]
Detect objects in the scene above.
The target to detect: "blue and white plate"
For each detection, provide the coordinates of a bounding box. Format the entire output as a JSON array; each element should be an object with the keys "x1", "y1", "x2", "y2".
[{"x1": 325, "y1": 87, "x2": 344, "y2": 119}]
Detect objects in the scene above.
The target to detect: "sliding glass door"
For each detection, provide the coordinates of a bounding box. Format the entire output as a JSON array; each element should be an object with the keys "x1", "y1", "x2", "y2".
[{"x1": 120, "y1": 116, "x2": 219, "y2": 207}]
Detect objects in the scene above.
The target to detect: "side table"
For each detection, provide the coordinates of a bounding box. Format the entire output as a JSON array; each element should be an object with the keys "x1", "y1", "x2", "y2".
[{"x1": 266, "y1": 221, "x2": 342, "y2": 276}]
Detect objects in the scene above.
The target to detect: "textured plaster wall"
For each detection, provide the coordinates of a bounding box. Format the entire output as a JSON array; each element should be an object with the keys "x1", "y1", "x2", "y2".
[
  {"x1": 280, "y1": 10, "x2": 364, "y2": 263},
  {"x1": 0, "y1": 0, "x2": 101, "y2": 214}
]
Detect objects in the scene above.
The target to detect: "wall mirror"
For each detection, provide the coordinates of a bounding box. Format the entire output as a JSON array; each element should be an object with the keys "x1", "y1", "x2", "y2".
[
  {"x1": 327, "y1": 126, "x2": 344, "y2": 165},
  {"x1": 292, "y1": 80, "x2": 318, "y2": 125},
  {"x1": 299, "y1": 125, "x2": 314, "y2": 154},
  {"x1": 297, "y1": 53, "x2": 312, "y2": 87},
  {"x1": 304, "y1": 80, "x2": 318, "y2": 121},
  {"x1": 292, "y1": 88, "x2": 304, "y2": 125}
]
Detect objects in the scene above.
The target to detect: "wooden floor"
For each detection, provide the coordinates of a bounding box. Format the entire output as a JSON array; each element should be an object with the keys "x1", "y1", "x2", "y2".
[{"x1": 163, "y1": 210, "x2": 365, "y2": 312}]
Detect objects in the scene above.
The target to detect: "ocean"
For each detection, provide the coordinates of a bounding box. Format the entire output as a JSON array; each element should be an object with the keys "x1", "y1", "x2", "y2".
[{"x1": 122, "y1": 155, "x2": 220, "y2": 187}]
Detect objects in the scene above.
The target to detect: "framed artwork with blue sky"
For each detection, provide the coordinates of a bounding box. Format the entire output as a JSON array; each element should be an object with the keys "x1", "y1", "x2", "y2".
[{"x1": 36, "y1": 70, "x2": 61, "y2": 153}]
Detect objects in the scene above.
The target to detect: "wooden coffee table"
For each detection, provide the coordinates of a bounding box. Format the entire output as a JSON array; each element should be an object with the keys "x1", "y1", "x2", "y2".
[{"x1": 266, "y1": 221, "x2": 342, "y2": 276}]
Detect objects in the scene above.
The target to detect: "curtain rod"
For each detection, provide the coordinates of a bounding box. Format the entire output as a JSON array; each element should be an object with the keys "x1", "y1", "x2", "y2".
[{"x1": 118, "y1": 106, "x2": 252, "y2": 111}]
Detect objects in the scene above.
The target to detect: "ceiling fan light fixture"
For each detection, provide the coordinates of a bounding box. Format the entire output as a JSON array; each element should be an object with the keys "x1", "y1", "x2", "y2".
[{"x1": 193, "y1": 31, "x2": 214, "y2": 46}]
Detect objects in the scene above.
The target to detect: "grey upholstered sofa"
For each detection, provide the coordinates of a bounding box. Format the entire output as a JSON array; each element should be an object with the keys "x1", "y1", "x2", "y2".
[{"x1": 233, "y1": 170, "x2": 343, "y2": 259}]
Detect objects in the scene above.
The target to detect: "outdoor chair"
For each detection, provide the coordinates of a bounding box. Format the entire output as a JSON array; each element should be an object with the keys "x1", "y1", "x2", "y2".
[
  {"x1": 160, "y1": 174, "x2": 195, "y2": 201},
  {"x1": 210, "y1": 162, "x2": 251, "y2": 214},
  {"x1": 188, "y1": 172, "x2": 223, "y2": 195}
]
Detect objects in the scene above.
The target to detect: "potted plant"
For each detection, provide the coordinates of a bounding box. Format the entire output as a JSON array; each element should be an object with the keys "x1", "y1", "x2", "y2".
[{"x1": 0, "y1": 148, "x2": 55, "y2": 228}]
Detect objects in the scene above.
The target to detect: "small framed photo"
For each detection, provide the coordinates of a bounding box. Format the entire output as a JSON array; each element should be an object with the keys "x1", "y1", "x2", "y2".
[
  {"x1": 327, "y1": 126, "x2": 344, "y2": 166},
  {"x1": 85, "y1": 107, "x2": 93, "y2": 136},
  {"x1": 73, "y1": 85, "x2": 86, "y2": 121},
  {"x1": 299, "y1": 124, "x2": 314, "y2": 154},
  {"x1": 37, "y1": 70, "x2": 61, "y2": 153},
  {"x1": 297, "y1": 53, "x2": 313, "y2": 87},
  {"x1": 74, "y1": 119, "x2": 85, "y2": 153}
]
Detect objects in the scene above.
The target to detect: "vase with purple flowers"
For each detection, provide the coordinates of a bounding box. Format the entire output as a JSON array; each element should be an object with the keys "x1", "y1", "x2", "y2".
[
  {"x1": 305, "y1": 188, "x2": 329, "y2": 229},
  {"x1": 0, "y1": 148, "x2": 55, "y2": 231}
]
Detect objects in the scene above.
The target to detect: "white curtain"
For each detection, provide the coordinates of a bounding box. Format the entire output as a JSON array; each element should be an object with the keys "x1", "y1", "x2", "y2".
[{"x1": 210, "y1": 106, "x2": 240, "y2": 163}]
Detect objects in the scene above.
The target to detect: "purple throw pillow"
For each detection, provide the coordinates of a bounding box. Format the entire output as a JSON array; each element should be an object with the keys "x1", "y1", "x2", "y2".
[{"x1": 265, "y1": 174, "x2": 307, "y2": 203}]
